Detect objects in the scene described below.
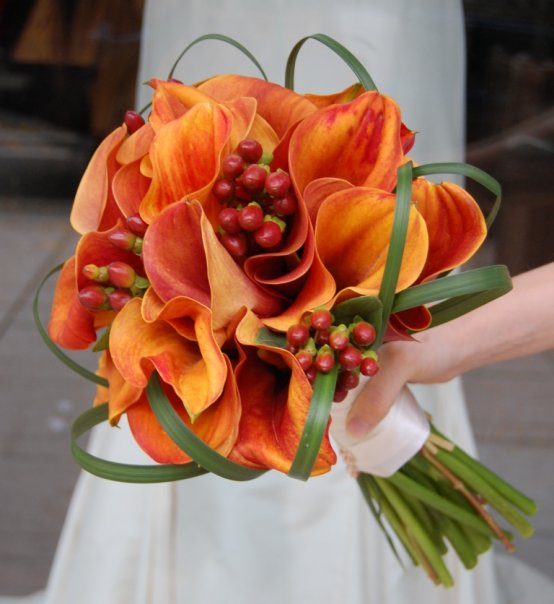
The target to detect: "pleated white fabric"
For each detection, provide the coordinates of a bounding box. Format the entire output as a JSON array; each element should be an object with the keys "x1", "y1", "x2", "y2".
[{"x1": 4, "y1": 1, "x2": 554, "y2": 602}]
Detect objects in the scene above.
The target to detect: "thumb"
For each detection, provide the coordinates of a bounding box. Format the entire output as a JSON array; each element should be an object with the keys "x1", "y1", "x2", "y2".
[{"x1": 346, "y1": 360, "x2": 407, "y2": 439}]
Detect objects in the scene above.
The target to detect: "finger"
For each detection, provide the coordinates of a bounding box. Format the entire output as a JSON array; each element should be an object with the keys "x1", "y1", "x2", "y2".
[{"x1": 346, "y1": 355, "x2": 408, "y2": 438}]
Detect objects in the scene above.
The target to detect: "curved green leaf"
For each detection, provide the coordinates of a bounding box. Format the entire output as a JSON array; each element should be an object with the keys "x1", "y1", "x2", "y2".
[
  {"x1": 285, "y1": 33, "x2": 377, "y2": 92},
  {"x1": 71, "y1": 403, "x2": 207, "y2": 483},
  {"x1": 33, "y1": 264, "x2": 108, "y2": 387},
  {"x1": 168, "y1": 33, "x2": 268, "y2": 81},
  {"x1": 288, "y1": 364, "x2": 338, "y2": 481},
  {"x1": 376, "y1": 161, "x2": 413, "y2": 345},
  {"x1": 392, "y1": 265, "x2": 512, "y2": 314},
  {"x1": 146, "y1": 373, "x2": 266, "y2": 481}
]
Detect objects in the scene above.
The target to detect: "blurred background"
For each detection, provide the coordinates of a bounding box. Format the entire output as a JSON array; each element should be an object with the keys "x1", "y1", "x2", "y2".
[{"x1": 0, "y1": 0, "x2": 553, "y2": 595}]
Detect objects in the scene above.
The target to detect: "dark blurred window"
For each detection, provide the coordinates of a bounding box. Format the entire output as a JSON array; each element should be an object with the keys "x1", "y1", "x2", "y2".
[{"x1": 464, "y1": 0, "x2": 554, "y2": 273}]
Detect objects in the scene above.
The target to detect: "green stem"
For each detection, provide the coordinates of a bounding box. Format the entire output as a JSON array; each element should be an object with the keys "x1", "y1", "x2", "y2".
[
  {"x1": 434, "y1": 449, "x2": 535, "y2": 539},
  {"x1": 432, "y1": 426, "x2": 537, "y2": 517},
  {"x1": 375, "y1": 477, "x2": 454, "y2": 587},
  {"x1": 389, "y1": 471, "x2": 494, "y2": 536}
]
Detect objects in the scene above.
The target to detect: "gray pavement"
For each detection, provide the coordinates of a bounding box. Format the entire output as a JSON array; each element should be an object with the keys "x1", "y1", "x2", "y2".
[{"x1": 0, "y1": 197, "x2": 553, "y2": 595}]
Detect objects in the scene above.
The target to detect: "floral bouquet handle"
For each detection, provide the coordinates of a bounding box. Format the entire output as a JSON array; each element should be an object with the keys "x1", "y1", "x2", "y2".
[{"x1": 35, "y1": 34, "x2": 536, "y2": 587}]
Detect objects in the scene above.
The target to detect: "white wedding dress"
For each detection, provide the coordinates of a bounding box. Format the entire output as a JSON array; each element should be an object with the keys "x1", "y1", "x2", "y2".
[{"x1": 4, "y1": 1, "x2": 553, "y2": 603}]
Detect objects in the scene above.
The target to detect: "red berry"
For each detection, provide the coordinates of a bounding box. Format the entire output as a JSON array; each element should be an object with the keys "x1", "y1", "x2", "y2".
[
  {"x1": 108, "y1": 230, "x2": 136, "y2": 251},
  {"x1": 305, "y1": 365, "x2": 318, "y2": 384},
  {"x1": 108, "y1": 289, "x2": 133, "y2": 311},
  {"x1": 213, "y1": 179, "x2": 236, "y2": 203},
  {"x1": 107, "y1": 261, "x2": 136, "y2": 288},
  {"x1": 272, "y1": 193, "x2": 297, "y2": 216},
  {"x1": 123, "y1": 110, "x2": 145, "y2": 134},
  {"x1": 329, "y1": 327, "x2": 349, "y2": 351},
  {"x1": 286, "y1": 323, "x2": 310, "y2": 347},
  {"x1": 239, "y1": 204, "x2": 264, "y2": 231},
  {"x1": 220, "y1": 232, "x2": 248, "y2": 257},
  {"x1": 333, "y1": 386, "x2": 349, "y2": 403},
  {"x1": 352, "y1": 321, "x2": 377, "y2": 347},
  {"x1": 337, "y1": 369, "x2": 360, "y2": 391},
  {"x1": 360, "y1": 357, "x2": 380, "y2": 377},
  {"x1": 254, "y1": 220, "x2": 282, "y2": 248},
  {"x1": 265, "y1": 171, "x2": 291, "y2": 197},
  {"x1": 82, "y1": 264, "x2": 108, "y2": 282},
  {"x1": 125, "y1": 213, "x2": 148, "y2": 236},
  {"x1": 242, "y1": 164, "x2": 267, "y2": 192},
  {"x1": 79, "y1": 285, "x2": 108, "y2": 311},
  {"x1": 218, "y1": 207, "x2": 241, "y2": 234},
  {"x1": 339, "y1": 345, "x2": 362, "y2": 370},
  {"x1": 295, "y1": 350, "x2": 313, "y2": 371},
  {"x1": 286, "y1": 343, "x2": 299, "y2": 355},
  {"x1": 315, "y1": 352, "x2": 335, "y2": 374},
  {"x1": 222, "y1": 153, "x2": 245, "y2": 179},
  {"x1": 314, "y1": 329, "x2": 330, "y2": 347},
  {"x1": 237, "y1": 138, "x2": 263, "y2": 163},
  {"x1": 311, "y1": 309, "x2": 333, "y2": 331}
]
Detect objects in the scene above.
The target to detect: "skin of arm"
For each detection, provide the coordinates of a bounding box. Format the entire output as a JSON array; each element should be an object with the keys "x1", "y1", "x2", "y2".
[{"x1": 346, "y1": 262, "x2": 554, "y2": 438}]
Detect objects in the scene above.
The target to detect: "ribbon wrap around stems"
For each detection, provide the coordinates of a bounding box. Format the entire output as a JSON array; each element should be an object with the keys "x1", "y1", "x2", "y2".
[{"x1": 330, "y1": 382, "x2": 430, "y2": 477}]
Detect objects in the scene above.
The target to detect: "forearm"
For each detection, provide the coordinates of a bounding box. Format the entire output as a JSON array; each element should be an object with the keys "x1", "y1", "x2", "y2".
[{"x1": 420, "y1": 262, "x2": 554, "y2": 380}]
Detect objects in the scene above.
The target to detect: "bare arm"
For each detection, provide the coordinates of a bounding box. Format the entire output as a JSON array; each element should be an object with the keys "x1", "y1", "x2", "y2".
[{"x1": 347, "y1": 262, "x2": 554, "y2": 437}]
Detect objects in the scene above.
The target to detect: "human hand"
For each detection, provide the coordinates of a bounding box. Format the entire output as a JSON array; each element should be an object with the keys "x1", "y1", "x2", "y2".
[{"x1": 345, "y1": 330, "x2": 459, "y2": 438}]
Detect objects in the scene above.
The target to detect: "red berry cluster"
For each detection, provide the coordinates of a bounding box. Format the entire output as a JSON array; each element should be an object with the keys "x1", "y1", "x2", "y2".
[
  {"x1": 79, "y1": 260, "x2": 150, "y2": 312},
  {"x1": 286, "y1": 310, "x2": 380, "y2": 402},
  {"x1": 79, "y1": 213, "x2": 150, "y2": 313},
  {"x1": 213, "y1": 138, "x2": 298, "y2": 258}
]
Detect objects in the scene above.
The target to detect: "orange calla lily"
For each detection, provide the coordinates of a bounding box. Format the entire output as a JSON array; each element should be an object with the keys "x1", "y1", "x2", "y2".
[
  {"x1": 314, "y1": 186, "x2": 428, "y2": 295},
  {"x1": 126, "y1": 355, "x2": 241, "y2": 464},
  {"x1": 289, "y1": 91, "x2": 407, "y2": 196},
  {"x1": 139, "y1": 102, "x2": 234, "y2": 224},
  {"x1": 410, "y1": 178, "x2": 487, "y2": 282},
  {"x1": 109, "y1": 297, "x2": 227, "y2": 419},
  {"x1": 142, "y1": 200, "x2": 283, "y2": 330},
  {"x1": 232, "y1": 310, "x2": 336, "y2": 474}
]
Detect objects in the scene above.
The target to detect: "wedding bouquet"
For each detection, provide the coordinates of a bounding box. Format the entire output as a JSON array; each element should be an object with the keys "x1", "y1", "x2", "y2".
[{"x1": 35, "y1": 34, "x2": 536, "y2": 586}]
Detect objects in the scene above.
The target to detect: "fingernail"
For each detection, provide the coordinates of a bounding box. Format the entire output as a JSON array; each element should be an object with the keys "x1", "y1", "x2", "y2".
[{"x1": 347, "y1": 417, "x2": 372, "y2": 439}]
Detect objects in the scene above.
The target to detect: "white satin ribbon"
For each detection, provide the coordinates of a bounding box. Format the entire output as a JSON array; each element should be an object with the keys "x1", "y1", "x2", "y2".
[{"x1": 330, "y1": 382, "x2": 430, "y2": 477}]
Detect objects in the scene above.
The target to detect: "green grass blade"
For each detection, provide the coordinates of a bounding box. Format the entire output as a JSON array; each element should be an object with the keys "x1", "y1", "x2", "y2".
[
  {"x1": 392, "y1": 265, "x2": 512, "y2": 314},
  {"x1": 33, "y1": 264, "x2": 108, "y2": 387},
  {"x1": 147, "y1": 373, "x2": 266, "y2": 481},
  {"x1": 285, "y1": 34, "x2": 377, "y2": 91},
  {"x1": 288, "y1": 365, "x2": 338, "y2": 480},
  {"x1": 376, "y1": 161, "x2": 413, "y2": 346},
  {"x1": 168, "y1": 34, "x2": 268, "y2": 80},
  {"x1": 71, "y1": 403, "x2": 207, "y2": 483}
]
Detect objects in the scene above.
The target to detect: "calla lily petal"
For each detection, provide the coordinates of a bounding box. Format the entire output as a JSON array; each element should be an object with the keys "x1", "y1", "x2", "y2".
[
  {"x1": 303, "y1": 83, "x2": 364, "y2": 108},
  {"x1": 233, "y1": 310, "x2": 336, "y2": 474},
  {"x1": 411, "y1": 178, "x2": 487, "y2": 282},
  {"x1": 290, "y1": 91, "x2": 406, "y2": 196},
  {"x1": 303, "y1": 177, "x2": 354, "y2": 224},
  {"x1": 116, "y1": 123, "x2": 154, "y2": 165},
  {"x1": 48, "y1": 257, "x2": 97, "y2": 349},
  {"x1": 93, "y1": 351, "x2": 142, "y2": 423},
  {"x1": 70, "y1": 126, "x2": 127, "y2": 234},
  {"x1": 112, "y1": 159, "x2": 151, "y2": 218},
  {"x1": 315, "y1": 187, "x2": 428, "y2": 293},
  {"x1": 198, "y1": 74, "x2": 317, "y2": 137},
  {"x1": 142, "y1": 201, "x2": 211, "y2": 306},
  {"x1": 110, "y1": 298, "x2": 226, "y2": 418}
]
